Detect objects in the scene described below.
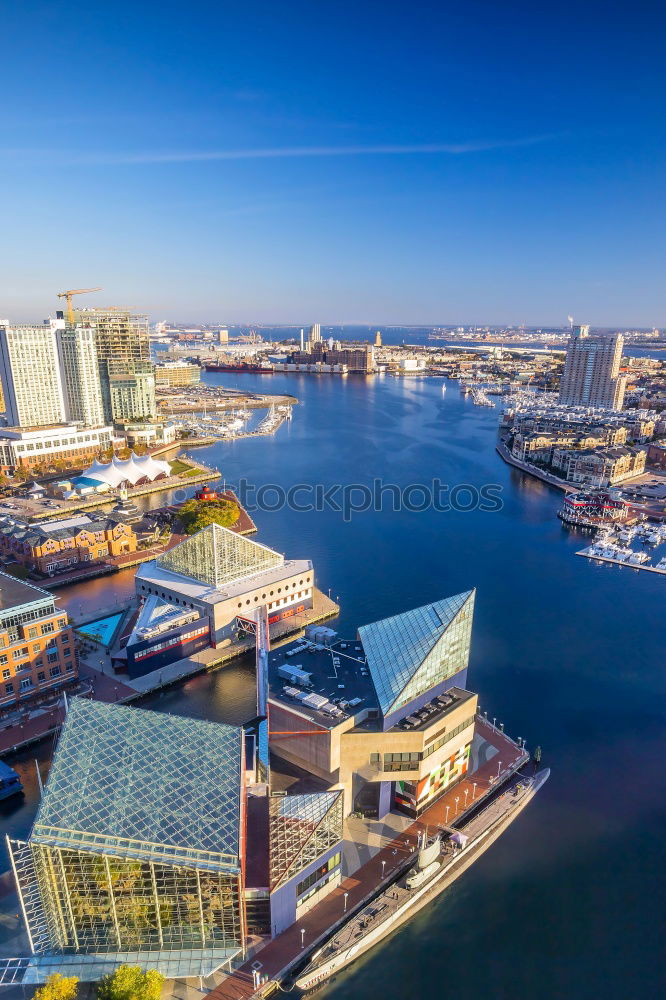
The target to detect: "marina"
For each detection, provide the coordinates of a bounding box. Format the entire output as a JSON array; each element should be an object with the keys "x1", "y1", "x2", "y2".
[
  {"x1": 577, "y1": 520, "x2": 666, "y2": 574},
  {"x1": 180, "y1": 403, "x2": 293, "y2": 441}
]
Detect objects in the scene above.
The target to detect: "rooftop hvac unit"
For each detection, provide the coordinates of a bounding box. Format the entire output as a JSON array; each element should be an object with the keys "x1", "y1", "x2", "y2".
[
  {"x1": 302, "y1": 692, "x2": 329, "y2": 710},
  {"x1": 277, "y1": 665, "x2": 313, "y2": 687}
]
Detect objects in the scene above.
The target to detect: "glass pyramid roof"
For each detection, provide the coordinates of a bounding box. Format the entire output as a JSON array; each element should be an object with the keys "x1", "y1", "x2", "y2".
[
  {"x1": 269, "y1": 791, "x2": 343, "y2": 890},
  {"x1": 32, "y1": 699, "x2": 243, "y2": 872},
  {"x1": 358, "y1": 590, "x2": 475, "y2": 716},
  {"x1": 156, "y1": 523, "x2": 284, "y2": 589},
  {"x1": 275, "y1": 791, "x2": 340, "y2": 825}
]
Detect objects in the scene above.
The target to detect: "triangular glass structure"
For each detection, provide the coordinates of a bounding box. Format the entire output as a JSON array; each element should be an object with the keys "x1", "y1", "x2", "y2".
[
  {"x1": 359, "y1": 590, "x2": 475, "y2": 717},
  {"x1": 269, "y1": 791, "x2": 343, "y2": 890},
  {"x1": 157, "y1": 523, "x2": 283, "y2": 589}
]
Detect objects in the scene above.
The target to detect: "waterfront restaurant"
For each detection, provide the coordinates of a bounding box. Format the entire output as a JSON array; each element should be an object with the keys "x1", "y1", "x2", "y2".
[{"x1": 268, "y1": 591, "x2": 478, "y2": 819}]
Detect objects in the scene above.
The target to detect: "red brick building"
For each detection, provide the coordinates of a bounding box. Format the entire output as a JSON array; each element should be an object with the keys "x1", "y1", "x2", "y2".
[
  {"x1": 0, "y1": 572, "x2": 77, "y2": 709},
  {"x1": 0, "y1": 513, "x2": 137, "y2": 576}
]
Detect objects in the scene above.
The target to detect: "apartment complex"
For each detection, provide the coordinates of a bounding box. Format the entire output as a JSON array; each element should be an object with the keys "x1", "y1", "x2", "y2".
[
  {"x1": 552, "y1": 445, "x2": 647, "y2": 486},
  {"x1": 107, "y1": 360, "x2": 157, "y2": 421},
  {"x1": 511, "y1": 429, "x2": 622, "y2": 463},
  {"x1": 0, "y1": 572, "x2": 77, "y2": 709},
  {"x1": 558, "y1": 326, "x2": 626, "y2": 409},
  {"x1": 56, "y1": 326, "x2": 105, "y2": 426},
  {"x1": 291, "y1": 340, "x2": 375, "y2": 373},
  {"x1": 0, "y1": 324, "x2": 67, "y2": 427},
  {"x1": 0, "y1": 512, "x2": 137, "y2": 575}
]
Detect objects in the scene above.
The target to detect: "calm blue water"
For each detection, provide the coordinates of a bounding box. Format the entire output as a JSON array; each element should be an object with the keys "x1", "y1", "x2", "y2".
[
  {"x1": 77, "y1": 612, "x2": 124, "y2": 647},
  {"x1": 1, "y1": 372, "x2": 664, "y2": 998}
]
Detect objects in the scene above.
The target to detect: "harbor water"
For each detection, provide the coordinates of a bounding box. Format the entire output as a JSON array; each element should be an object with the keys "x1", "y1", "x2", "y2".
[{"x1": 1, "y1": 371, "x2": 664, "y2": 999}]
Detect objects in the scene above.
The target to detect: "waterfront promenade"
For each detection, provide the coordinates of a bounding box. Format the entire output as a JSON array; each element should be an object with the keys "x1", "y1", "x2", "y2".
[
  {"x1": 199, "y1": 720, "x2": 527, "y2": 1000},
  {"x1": 495, "y1": 437, "x2": 574, "y2": 492},
  {"x1": 0, "y1": 661, "x2": 134, "y2": 756}
]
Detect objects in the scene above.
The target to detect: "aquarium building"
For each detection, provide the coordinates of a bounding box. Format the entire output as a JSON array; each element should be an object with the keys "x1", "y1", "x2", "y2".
[{"x1": 8, "y1": 699, "x2": 246, "y2": 982}]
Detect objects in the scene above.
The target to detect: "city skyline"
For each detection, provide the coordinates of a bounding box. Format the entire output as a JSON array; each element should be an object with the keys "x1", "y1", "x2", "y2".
[{"x1": 1, "y1": 1, "x2": 665, "y2": 325}]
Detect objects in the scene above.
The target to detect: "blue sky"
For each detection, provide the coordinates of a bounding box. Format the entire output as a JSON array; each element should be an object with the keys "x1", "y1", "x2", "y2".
[{"x1": 1, "y1": 0, "x2": 664, "y2": 325}]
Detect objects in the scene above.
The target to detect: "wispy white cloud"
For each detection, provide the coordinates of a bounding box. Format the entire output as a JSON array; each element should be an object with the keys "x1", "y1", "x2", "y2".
[{"x1": 0, "y1": 133, "x2": 565, "y2": 166}]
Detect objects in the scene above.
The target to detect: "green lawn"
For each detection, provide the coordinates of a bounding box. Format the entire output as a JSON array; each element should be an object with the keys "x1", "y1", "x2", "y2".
[{"x1": 169, "y1": 458, "x2": 195, "y2": 475}]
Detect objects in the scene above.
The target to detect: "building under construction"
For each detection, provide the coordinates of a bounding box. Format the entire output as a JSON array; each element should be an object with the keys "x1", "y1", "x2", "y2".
[{"x1": 71, "y1": 308, "x2": 153, "y2": 422}]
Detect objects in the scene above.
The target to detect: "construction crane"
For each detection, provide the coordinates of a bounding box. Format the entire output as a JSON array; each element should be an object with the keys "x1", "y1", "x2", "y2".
[{"x1": 57, "y1": 287, "x2": 102, "y2": 324}]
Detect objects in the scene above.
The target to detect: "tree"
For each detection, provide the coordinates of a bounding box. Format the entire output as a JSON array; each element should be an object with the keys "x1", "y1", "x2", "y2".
[
  {"x1": 33, "y1": 973, "x2": 79, "y2": 1000},
  {"x1": 12, "y1": 465, "x2": 29, "y2": 481},
  {"x1": 179, "y1": 497, "x2": 240, "y2": 535},
  {"x1": 97, "y1": 965, "x2": 164, "y2": 1000}
]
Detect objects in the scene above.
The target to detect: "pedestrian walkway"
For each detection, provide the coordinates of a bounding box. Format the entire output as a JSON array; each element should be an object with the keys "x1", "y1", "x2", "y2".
[
  {"x1": 205, "y1": 722, "x2": 527, "y2": 1000},
  {"x1": 0, "y1": 662, "x2": 135, "y2": 756}
]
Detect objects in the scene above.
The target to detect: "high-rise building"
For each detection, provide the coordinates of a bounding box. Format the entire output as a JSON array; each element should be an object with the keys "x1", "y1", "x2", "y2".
[
  {"x1": 56, "y1": 326, "x2": 105, "y2": 426},
  {"x1": 108, "y1": 360, "x2": 157, "y2": 421},
  {"x1": 0, "y1": 323, "x2": 66, "y2": 427},
  {"x1": 72, "y1": 307, "x2": 150, "y2": 363},
  {"x1": 558, "y1": 326, "x2": 626, "y2": 409},
  {"x1": 307, "y1": 323, "x2": 321, "y2": 349},
  {"x1": 72, "y1": 308, "x2": 154, "y2": 422}
]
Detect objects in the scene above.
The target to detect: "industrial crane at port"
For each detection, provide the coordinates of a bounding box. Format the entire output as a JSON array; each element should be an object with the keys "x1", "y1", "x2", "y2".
[{"x1": 57, "y1": 287, "x2": 102, "y2": 324}]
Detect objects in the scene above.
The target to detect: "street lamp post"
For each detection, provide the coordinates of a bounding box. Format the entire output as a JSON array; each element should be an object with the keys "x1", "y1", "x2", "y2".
[
  {"x1": 445, "y1": 804, "x2": 450, "y2": 823},
  {"x1": 454, "y1": 796, "x2": 460, "y2": 814},
  {"x1": 381, "y1": 859, "x2": 386, "y2": 878},
  {"x1": 464, "y1": 788, "x2": 469, "y2": 806},
  {"x1": 472, "y1": 782, "x2": 477, "y2": 799},
  {"x1": 300, "y1": 927, "x2": 305, "y2": 948},
  {"x1": 497, "y1": 759, "x2": 502, "y2": 778},
  {"x1": 344, "y1": 892, "x2": 349, "y2": 913}
]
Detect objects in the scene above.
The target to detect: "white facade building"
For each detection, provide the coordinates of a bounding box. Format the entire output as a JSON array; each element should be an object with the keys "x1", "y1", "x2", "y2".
[
  {"x1": 56, "y1": 326, "x2": 105, "y2": 427},
  {"x1": 0, "y1": 323, "x2": 66, "y2": 427},
  {"x1": 0, "y1": 424, "x2": 113, "y2": 472}
]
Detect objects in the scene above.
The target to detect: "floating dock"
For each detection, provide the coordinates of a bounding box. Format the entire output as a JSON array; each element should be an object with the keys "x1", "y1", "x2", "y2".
[{"x1": 576, "y1": 548, "x2": 666, "y2": 576}]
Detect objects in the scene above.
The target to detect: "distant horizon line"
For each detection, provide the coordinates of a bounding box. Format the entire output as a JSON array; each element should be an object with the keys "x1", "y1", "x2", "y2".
[{"x1": 3, "y1": 313, "x2": 662, "y2": 333}]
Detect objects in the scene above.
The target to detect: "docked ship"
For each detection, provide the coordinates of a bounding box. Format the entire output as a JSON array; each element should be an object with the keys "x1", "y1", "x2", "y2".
[
  {"x1": 204, "y1": 362, "x2": 274, "y2": 374},
  {"x1": 294, "y1": 768, "x2": 550, "y2": 992}
]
